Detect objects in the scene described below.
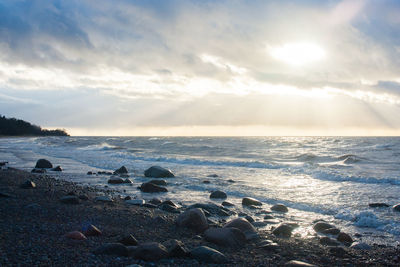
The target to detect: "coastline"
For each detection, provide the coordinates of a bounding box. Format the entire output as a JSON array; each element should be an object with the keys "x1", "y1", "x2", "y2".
[{"x1": 1, "y1": 167, "x2": 399, "y2": 266}]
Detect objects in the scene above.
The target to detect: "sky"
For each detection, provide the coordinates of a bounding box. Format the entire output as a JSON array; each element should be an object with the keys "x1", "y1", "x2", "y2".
[{"x1": 1, "y1": 0, "x2": 400, "y2": 136}]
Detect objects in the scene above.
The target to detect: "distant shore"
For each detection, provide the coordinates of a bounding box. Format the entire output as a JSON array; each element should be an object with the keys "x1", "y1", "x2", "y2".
[{"x1": 1, "y1": 166, "x2": 399, "y2": 266}]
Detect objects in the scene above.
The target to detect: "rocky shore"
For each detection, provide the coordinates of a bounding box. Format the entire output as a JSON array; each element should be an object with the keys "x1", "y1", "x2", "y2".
[{"x1": 1, "y1": 164, "x2": 399, "y2": 266}]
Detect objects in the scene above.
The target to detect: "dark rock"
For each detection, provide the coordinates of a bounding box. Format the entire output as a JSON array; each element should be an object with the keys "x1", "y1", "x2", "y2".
[
  {"x1": 149, "y1": 197, "x2": 162, "y2": 205},
  {"x1": 188, "y1": 203, "x2": 229, "y2": 216},
  {"x1": 203, "y1": 180, "x2": 210, "y2": 184},
  {"x1": 217, "y1": 209, "x2": 230, "y2": 217},
  {"x1": 337, "y1": 232, "x2": 353, "y2": 244},
  {"x1": 190, "y1": 246, "x2": 229, "y2": 263},
  {"x1": 369, "y1": 203, "x2": 390, "y2": 208},
  {"x1": 271, "y1": 204, "x2": 288, "y2": 212},
  {"x1": 144, "y1": 166, "x2": 174, "y2": 178},
  {"x1": 245, "y1": 216, "x2": 254, "y2": 223},
  {"x1": 51, "y1": 166, "x2": 62, "y2": 171},
  {"x1": 321, "y1": 228, "x2": 340, "y2": 235},
  {"x1": 83, "y1": 224, "x2": 102, "y2": 236},
  {"x1": 65, "y1": 231, "x2": 87, "y2": 240},
  {"x1": 124, "y1": 178, "x2": 132, "y2": 183},
  {"x1": 108, "y1": 177, "x2": 125, "y2": 184},
  {"x1": 222, "y1": 201, "x2": 234, "y2": 207},
  {"x1": 60, "y1": 195, "x2": 80, "y2": 204},
  {"x1": 160, "y1": 203, "x2": 180, "y2": 213},
  {"x1": 207, "y1": 174, "x2": 219, "y2": 177},
  {"x1": 313, "y1": 222, "x2": 335, "y2": 233},
  {"x1": 130, "y1": 242, "x2": 168, "y2": 261},
  {"x1": 93, "y1": 243, "x2": 128, "y2": 256},
  {"x1": 176, "y1": 208, "x2": 208, "y2": 233},
  {"x1": 149, "y1": 179, "x2": 167, "y2": 186},
  {"x1": 272, "y1": 224, "x2": 294, "y2": 237},
  {"x1": 242, "y1": 197, "x2": 262, "y2": 206},
  {"x1": 224, "y1": 218, "x2": 257, "y2": 238},
  {"x1": 114, "y1": 166, "x2": 128, "y2": 174},
  {"x1": 210, "y1": 190, "x2": 227, "y2": 199},
  {"x1": 393, "y1": 204, "x2": 400, "y2": 212},
  {"x1": 264, "y1": 214, "x2": 274, "y2": 220},
  {"x1": 227, "y1": 179, "x2": 235, "y2": 183},
  {"x1": 119, "y1": 234, "x2": 138, "y2": 246},
  {"x1": 31, "y1": 168, "x2": 46, "y2": 173},
  {"x1": 87, "y1": 171, "x2": 93, "y2": 175},
  {"x1": 163, "y1": 239, "x2": 188, "y2": 258},
  {"x1": 320, "y1": 236, "x2": 340, "y2": 246},
  {"x1": 285, "y1": 260, "x2": 317, "y2": 266},
  {"x1": 140, "y1": 182, "x2": 168, "y2": 193},
  {"x1": 162, "y1": 200, "x2": 177, "y2": 207},
  {"x1": 124, "y1": 196, "x2": 132, "y2": 200},
  {"x1": 35, "y1": 159, "x2": 53, "y2": 169},
  {"x1": 20, "y1": 180, "x2": 36, "y2": 189},
  {"x1": 204, "y1": 227, "x2": 246, "y2": 247}
]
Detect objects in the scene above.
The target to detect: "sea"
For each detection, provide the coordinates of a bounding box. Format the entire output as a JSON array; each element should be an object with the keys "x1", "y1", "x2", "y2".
[{"x1": 1, "y1": 136, "x2": 400, "y2": 246}]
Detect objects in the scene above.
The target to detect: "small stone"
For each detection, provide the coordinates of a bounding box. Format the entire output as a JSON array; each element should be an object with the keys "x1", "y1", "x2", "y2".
[
  {"x1": 140, "y1": 182, "x2": 168, "y2": 193},
  {"x1": 60, "y1": 196, "x2": 80, "y2": 205},
  {"x1": 313, "y1": 222, "x2": 335, "y2": 233},
  {"x1": 337, "y1": 232, "x2": 353, "y2": 244},
  {"x1": 242, "y1": 197, "x2": 262, "y2": 206},
  {"x1": 210, "y1": 190, "x2": 227, "y2": 199},
  {"x1": 190, "y1": 246, "x2": 229, "y2": 263},
  {"x1": 93, "y1": 243, "x2": 128, "y2": 256},
  {"x1": 83, "y1": 224, "x2": 102, "y2": 236},
  {"x1": 65, "y1": 231, "x2": 87, "y2": 240},
  {"x1": 272, "y1": 224, "x2": 294, "y2": 237},
  {"x1": 271, "y1": 204, "x2": 288, "y2": 213},
  {"x1": 222, "y1": 201, "x2": 234, "y2": 207},
  {"x1": 285, "y1": 260, "x2": 317, "y2": 266},
  {"x1": 114, "y1": 166, "x2": 128, "y2": 174},
  {"x1": 144, "y1": 166, "x2": 174, "y2": 178},
  {"x1": 20, "y1": 180, "x2": 36, "y2": 189},
  {"x1": 119, "y1": 234, "x2": 138, "y2": 246}
]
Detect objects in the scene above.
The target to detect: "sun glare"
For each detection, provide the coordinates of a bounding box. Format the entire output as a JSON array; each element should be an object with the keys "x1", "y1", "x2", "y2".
[{"x1": 269, "y1": 43, "x2": 326, "y2": 66}]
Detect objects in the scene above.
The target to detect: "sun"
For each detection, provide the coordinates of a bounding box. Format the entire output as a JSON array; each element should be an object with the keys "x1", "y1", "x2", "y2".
[{"x1": 269, "y1": 43, "x2": 326, "y2": 66}]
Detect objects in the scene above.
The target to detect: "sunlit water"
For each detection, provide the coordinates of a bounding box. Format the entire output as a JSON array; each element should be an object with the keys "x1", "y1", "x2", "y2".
[{"x1": 1, "y1": 136, "x2": 400, "y2": 246}]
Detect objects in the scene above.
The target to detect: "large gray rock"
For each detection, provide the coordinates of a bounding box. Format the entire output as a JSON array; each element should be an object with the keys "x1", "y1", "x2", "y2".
[
  {"x1": 313, "y1": 222, "x2": 335, "y2": 233},
  {"x1": 210, "y1": 190, "x2": 227, "y2": 199},
  {"x1": 176, "y1": 208, "x2": 208, "y2": 233},
  {"x1": 242, "y1": 197, "x2": 262, "y2": 206},
  {"x1": 140, "y1": 182, "x2": 168, "y2": 193},
  {"x1": 93, "y1": 243, "x2": 128, "y2": 256},
  {"x1": 190, "y1": 246, "x2": 229, "y2": 263},
  {"x1": 130, "y1": 242, "x2": 168, "y2": 261},
  {"x1": 204, "y1": 227, "x2": 246, "y2": 247},
  {"x1": 224, "y1": 218, "x2": 257, "y2": 235},
  {"x1": 272, "y1": 224, "x2": 294, "y2": 237},
  {"x1": 144, "y1": 166, "x2": 174, "y2": 178},
  {"x1": 35, "y1": 159, "x2": 53, "y2": 169},
  {"x1": 114, "y1": 166, "x2": 128, "y2": 174}
]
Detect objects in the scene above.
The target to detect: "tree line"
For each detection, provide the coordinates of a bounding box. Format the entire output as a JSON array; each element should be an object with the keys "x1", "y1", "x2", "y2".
[{"x1": 0, "y1": 115, "x2": 69, "y2": 136}]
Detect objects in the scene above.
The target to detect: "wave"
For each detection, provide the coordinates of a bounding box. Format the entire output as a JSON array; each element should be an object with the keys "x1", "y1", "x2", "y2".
[
  {"x1": 311, "y1": 170, "x2": 400, "y2": 185},
  {"x1": 78, "y1": 142, "x2": 124, "y2": 151}
]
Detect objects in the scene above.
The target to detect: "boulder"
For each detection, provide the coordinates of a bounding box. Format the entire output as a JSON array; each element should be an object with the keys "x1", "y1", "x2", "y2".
[
  {"x1": 83, "y1": 224, "x2": 102, "y2": 236},
  {"x1": 222, "y1": 201, "x2": 235, "y2": 207},
  {"x1": 119, "y1": 234, "x2": 138, "y2": 246},
  {"x1": 272, "y1": 224, "x2": 294, "y2": 237},
  {"x1": 224, "y1": 217, "x2": 257, "y2": 236},
  {"x1": 285, "y1": 260, "x2": 317, "y2": 266},
  {"x1": 60, "y1": 196, "x2": 80, "y2": 205},
  {"x1": 130, "y1": 242, "x2": 168, "y2": 261},
  {"x1": 144, "y1": 166, "x2": 174, "y2": 178},
  {"x1": 337, "y1": 232, "x2": 353, "y2": 244},
  {"x1": 149, "y1": 179, "x2": 167, "y2": 186},
  {"x1": 320, "y1": 236, "x2": 340, "y2": 246},
  {"x1": 114, "y1": 166, "x2": 128, "y2": 174},
  {"x1": 321, "y1": 228, "x2": 340, "y2": 235},
  {"x1": 313, "y1": 222, "x2": 335, "y2": 233},
  {"x1": 242, "y1": 197, "x2": 262, "y2": 206},
  {"x1": 176, "y1": 208, "x2": 208, "y2": 233},
  {"x1": 210, "y1": 190, "x2": 227, "y2": 199},
  {"x1": 35, "y1": 159, "x2": 53, "y2": 169},
  {"x1": 271, "y1": 204, "x2": 288, "y2": 213},
  {"x1": 20, "y1": 180, "x2": 36, "y2": 189},
  {"x1": 163, "y1": 239, "x2": 188, "y2": 258},
  {"x1": 393, "y1": 204, "x2": 400, "y2": 212},
  {"x1": 204, "y1": 227, "x2": 246, "y2": 247},
  {"x1": 51, "y1": 166, "x2": 62, "y2": 171},
  {"x1": 93, "y1": 243, "x2": 128, "y2": 256},
  {"x1": 65, "y1": 231, "x2": 87, "y2": 240},
  {"x1": 190, "y1": 246, "x2": 229, "y2": 264},
  {"x1": 369, "y1": 203, "x2": 389, "y2": 208},
  {"x1": 140, "y1": 182, "x2": 168, "y2": 193},
  {"x1": 125, "y1": 199, "x2": 145, "y2": 205},
  {"x1": 108, "y1": 177, "x2": 125, "y2": 184}
]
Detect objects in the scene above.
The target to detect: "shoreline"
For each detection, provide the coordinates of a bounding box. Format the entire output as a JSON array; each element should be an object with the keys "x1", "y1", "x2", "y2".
[{"x1": 1, "y1": 167, "x2": 399, "y2": 266}]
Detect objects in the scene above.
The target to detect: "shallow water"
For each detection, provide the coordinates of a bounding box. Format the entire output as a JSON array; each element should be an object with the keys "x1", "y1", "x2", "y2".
[{"x1": 1, "y1": 136, "x2": 400, "y2": 245}]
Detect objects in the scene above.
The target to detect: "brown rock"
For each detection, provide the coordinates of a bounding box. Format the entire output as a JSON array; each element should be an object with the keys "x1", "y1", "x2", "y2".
[{"x1": 242, "y1": 197, "x2": 262, "y2": 206}]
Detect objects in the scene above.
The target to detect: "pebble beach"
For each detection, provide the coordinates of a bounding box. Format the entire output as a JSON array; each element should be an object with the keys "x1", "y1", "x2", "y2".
[{"x1": 1, "y1": 162, "x2": 400, "y2": 266}]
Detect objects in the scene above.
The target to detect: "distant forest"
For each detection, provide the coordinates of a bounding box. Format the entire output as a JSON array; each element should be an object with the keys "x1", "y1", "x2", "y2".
[{"x1": 0, "y1": 115, "x2": 69, "y2": 136}]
